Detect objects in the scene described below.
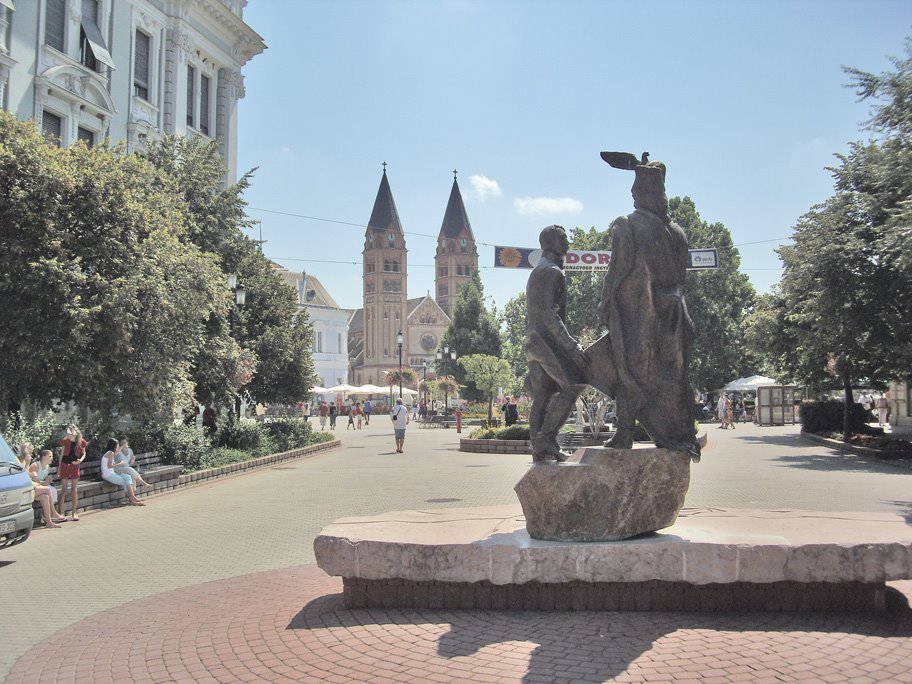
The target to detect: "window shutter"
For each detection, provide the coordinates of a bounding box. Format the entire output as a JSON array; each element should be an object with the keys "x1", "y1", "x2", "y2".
[
  {"x1": 134, "y1": 30, "x2": 150, "y2": 98},
  {"x1": 45, "y1": 0, "x2": 66, "y2": 52}
]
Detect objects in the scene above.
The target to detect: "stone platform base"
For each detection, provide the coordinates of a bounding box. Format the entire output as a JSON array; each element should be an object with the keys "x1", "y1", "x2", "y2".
[
  {"x1": 314, "y1": 506, "x2": 912, "y2": 614},
  {"x1": 342, "y1": 577, "x2": 895, "y2": 613}
]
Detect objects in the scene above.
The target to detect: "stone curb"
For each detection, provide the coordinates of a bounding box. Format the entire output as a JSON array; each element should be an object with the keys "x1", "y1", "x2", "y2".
[
  {"x1": 459, "y1": 437, "x2": 531, "y2": 454},
  {"x1": 800, "y1": 430, "x2": 912, "y2": 469},
  {"x1": 176, "y1": 438, "x2": 340, "y2": 487}
]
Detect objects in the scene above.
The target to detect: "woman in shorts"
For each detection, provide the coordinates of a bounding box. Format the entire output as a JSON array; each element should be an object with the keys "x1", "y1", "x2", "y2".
[{"x1": 58, "y1": 424, "x2": 88, "y2": 521}]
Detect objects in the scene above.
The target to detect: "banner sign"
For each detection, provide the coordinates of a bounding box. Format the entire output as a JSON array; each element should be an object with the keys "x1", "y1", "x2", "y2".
[{"x1": 494, "y1": 246, "x2": 719, "y2": 271}]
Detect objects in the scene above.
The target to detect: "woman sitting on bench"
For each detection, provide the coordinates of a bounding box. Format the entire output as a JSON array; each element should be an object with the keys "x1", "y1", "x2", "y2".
[{"x1": 101, "y1": 438, "x2": 144, "y2": 506}]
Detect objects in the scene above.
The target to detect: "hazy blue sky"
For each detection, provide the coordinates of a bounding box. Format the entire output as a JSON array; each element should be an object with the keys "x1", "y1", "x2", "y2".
[{"x1": 236, "y1": 0, "x2": 911, "y2": 312}]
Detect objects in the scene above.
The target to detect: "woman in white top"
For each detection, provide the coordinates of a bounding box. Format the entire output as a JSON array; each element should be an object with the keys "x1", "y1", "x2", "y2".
[
  {"x1": 101, "y1": 438, "x2": 144, "y2": 506},
  {"x1": 21, "y1": 445, "x2": 65, "y2": 527}
]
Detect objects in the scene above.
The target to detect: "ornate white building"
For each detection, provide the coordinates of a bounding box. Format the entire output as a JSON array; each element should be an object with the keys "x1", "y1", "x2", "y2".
[{"x1": 0, "y1": 0, "x2": 264, "y2": 181}]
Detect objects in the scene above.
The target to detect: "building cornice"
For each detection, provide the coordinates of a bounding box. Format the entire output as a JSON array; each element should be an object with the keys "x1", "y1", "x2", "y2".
[{"x1": 195, "y1": 0, "x2": 266, "y2": 64}]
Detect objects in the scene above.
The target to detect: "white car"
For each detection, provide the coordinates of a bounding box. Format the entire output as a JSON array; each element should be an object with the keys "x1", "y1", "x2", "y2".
[{"x1": 0, "y1": 433, "x2": 35, "y2": 548}]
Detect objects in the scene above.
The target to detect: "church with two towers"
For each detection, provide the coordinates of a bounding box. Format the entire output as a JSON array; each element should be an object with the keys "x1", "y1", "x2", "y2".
[{"x1": 348, "y1": 167, "x2": 479, "y2": 386}]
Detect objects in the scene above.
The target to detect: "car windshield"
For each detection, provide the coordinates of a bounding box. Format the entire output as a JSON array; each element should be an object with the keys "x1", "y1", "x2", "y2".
[{"x1": 0, "y1": 433, "x2": 19, "y2": 466}]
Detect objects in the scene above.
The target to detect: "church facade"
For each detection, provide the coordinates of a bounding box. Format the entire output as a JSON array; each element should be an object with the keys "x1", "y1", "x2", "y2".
[{"x1": 348, "y1": 168, "x2": 479, "y2": 387}]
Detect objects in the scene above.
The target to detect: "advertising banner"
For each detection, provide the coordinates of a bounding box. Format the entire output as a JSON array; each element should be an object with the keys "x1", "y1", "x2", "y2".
[{"x1": 494, "y1": 246, "x2": 719, "y2": 271}]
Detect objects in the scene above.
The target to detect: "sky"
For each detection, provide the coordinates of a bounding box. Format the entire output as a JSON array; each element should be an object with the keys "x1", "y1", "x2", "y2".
[{"x1": 236, "y1": 0, "x2": 912, "y2": 313}]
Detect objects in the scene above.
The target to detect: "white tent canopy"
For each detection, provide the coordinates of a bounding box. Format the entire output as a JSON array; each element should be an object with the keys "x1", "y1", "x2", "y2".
[
  {"x1": 310, "y1": 386, "x2": 330, "y2": 394},
  {"x1": 723, "y1": 375, "x2": 778, "y2": 392},
  {"x1": 326, "y1": 383, "x2": 359, "y2": 393}
]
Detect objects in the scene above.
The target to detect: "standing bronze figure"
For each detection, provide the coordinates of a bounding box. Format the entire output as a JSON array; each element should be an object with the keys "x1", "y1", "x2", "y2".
[
  {"x1": 524, "y1": 225, "x2": 588, "y2": 462},
  {"x1": 598, "y1": 155, "x2": 701, "y2": 460}
]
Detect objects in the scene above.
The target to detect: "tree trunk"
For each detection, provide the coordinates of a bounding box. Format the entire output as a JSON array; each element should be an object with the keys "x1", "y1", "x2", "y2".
[{"x1": 841, "y1": 372, "x2": 854, "y2": 442}]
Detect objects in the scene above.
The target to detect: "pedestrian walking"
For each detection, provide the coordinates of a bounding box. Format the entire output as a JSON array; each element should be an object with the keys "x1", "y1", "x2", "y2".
[
  {"x1": 390, "y1": 397, "x2": 409, "y2": 453},
  {"x1": 717, "y1": 393, "x2": 731, "y2": 429},
  {"x1": 329, "y1": 403, "x2": 338, "y2": 430},
  {"x1": 363, "y1": 400, "x2": 372, "y2": 426},
  {"x1": 318, "y1": 401, "x2": 329, "y2": 430}
]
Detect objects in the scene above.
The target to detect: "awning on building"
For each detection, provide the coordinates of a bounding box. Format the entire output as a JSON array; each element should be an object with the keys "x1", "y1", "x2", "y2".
[{"x1": 81, "y1": 15, "x2": 115, "y2": 70}]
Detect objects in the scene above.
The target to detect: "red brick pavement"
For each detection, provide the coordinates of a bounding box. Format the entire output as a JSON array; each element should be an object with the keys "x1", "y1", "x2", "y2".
[{"x1": 8, "y1": 566, "x2": 912, "y2": 683}]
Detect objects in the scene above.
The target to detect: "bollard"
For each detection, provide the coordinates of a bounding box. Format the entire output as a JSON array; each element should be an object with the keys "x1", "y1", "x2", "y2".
[{"x1": 455, "y1": 410, "x2": 463, "y2": 433}]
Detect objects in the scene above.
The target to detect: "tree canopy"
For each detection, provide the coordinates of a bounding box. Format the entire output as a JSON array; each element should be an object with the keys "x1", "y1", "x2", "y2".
[
  {"x1": 458, "y1": 354, "x2": 514, "y2": 420},
  {"x1": 0, "y1": 113, "x2": 315, "y2": 420}
]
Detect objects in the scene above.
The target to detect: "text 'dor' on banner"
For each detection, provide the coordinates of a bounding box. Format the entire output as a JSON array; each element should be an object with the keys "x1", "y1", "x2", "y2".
[{"x1": 494, "y1": 247, "x2": 719, "y2": 271}]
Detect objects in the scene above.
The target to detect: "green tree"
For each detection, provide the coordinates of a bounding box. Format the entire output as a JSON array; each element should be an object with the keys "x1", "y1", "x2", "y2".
[
  {"x1": 670, "y1": 197, "x2": 757, "y2": 392},
  {"x1": 441, "y1": 271, "x2": 501, "y2": 401},
  {"x1": 745, "y1": 37, "x2": 912, "y2": 439},
  {"x1": 499, "y1": 293, "x2": 528, "y2": 394},
  {"x1": 458, "y1": 354, "x2": 514, "y2": 421},
  {"x1": 565, "y1": 226, "x2": 611, "y2": 344},
  {"x1": 0, "y1": 114, "x2": 230, "y2": 419},
  {"x1": 145, "y1": 135, "x2": 315, "y2": 408}
]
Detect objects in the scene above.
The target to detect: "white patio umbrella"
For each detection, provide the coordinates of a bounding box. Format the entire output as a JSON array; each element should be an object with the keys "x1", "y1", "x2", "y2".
[
  {"x1": 326, "y1": 383, "x2": 359, "y2": 394},
  {"x1": 723, "y1": 375, "x2": 778, "y2": 392},
  {"x1": 310, "y1": 386, "x2": 330, "y2": 394}
]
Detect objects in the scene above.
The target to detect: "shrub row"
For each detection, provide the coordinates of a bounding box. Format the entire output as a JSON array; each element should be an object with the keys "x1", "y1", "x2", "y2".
[
  {"x1": 133, "y1": 417, "x2": 330, "y2": 471},
  {"x1": 799, "y1": 400, "x2": 869, "y2": 434}
]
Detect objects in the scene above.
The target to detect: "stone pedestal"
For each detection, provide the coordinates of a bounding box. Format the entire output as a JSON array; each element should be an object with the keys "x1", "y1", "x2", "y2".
[
  {"x1": 514, "y1": 446, "x2": 690, "y2": 541},
  {"x1": 313, "y1": 506, "x2": 912, "y2": 612}
]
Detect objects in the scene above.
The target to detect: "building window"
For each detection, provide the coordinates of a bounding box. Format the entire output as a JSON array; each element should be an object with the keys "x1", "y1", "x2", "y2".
[
  {"x1": 395, "y1": 311, "x2": 400, "y2": 320},
  {"x1": 134, "y1": 29, "x2": 150, "y2": 100},
  {"x1": 365, "y1": 260, "x2": 374, "y2": 274},
  {"x1": 438, "y1": 267, "x2": 448, "y2": 277},
  {"x1": 392, "y1": 260, "x2": 399, "y2": 272},
  {"x1": 79, "y1": 0, "x2": 113, "y2": 72},
  {"x1": 367, "y1": 233, "x2": 374, "y2": 245},
  {"x1": 45, "y1": 0, "x2": 66, "y2": 52},
  {"x1": 438, "y1": 285, "x2": 448, "y2": 297},
  {"x1": 314, "y1": 331, "x2": 323, "y2": 353},
  {"x1": 387, "y1": 232, "x2": 395, "y2": 247},
  {"x1": 365, "y1": 282, "x2": 375, "y2": 294},
  {"x1": 200, "y1": 74, "x2": 211, "y2": 136},
  {"x1": 460, "y1": 238, "x2": 468, "y2": 253},
  {"x1": 77, "y1": 127, "x2": 94, "y2": 147},
  {"x1": 42, "y1": 111, "x2": 63, "y2": 146},
  {"x1": 337, "y1": 333, "x2": 342, "y2": 353},
  {"x1": 383, "y1": 310, "x2": 389, "y2": 320},
  {"x1": 186, "y1": 65, "x2": 196, "y2": 127},
  {"x1": 440, "y1": 240, "x2": 446, "y2": 254}
]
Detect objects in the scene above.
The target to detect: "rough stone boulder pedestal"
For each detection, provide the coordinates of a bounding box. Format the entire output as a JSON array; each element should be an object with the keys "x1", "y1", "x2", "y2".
[{"x1": 514, "y1": 446, "x2": 690, "y2": 541}]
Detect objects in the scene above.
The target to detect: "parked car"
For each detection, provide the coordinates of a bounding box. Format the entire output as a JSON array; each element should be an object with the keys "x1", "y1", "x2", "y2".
[{"x1": 0, "y1": 432, "x2": 34, "y2": 548}]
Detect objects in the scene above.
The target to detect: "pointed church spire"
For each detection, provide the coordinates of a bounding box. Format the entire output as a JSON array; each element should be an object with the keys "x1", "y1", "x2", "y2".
[
  {"x1": 438, "y1": 175, "x2": 474, "y2": 239},
  {"x1": 367, "y1": 163, "x2": 403, "y2": 234}
]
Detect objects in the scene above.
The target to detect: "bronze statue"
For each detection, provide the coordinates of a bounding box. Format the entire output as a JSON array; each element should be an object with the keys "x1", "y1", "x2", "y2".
[
  {"x1": 598, "y1": 155, "x2": 701, "y2": 460},
  {"x1": 524, "y1": 225, "x2": 588, "y2": 462}
]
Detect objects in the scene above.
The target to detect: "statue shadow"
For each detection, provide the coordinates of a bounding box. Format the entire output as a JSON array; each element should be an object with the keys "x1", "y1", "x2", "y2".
[{"x1": 288, "y1": 588, "x2": 912, "y2": 683}]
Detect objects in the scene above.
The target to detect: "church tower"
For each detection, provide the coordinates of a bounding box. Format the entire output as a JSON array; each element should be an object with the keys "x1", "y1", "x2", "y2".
[
  {"x1": 361, "y1": 164, "x2": 408, "y2": 385},
  {"x1": 434, "y1": 172, "x2": 478, "y2": 317}
]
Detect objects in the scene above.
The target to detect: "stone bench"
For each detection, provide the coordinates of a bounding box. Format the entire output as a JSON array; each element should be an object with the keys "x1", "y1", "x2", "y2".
[
  {"x1": 418, "y1": 415, "x2": 456, "y2": 429},
  {"x1": 36, "y1": 452, "x2": 182, "y2": 519}
]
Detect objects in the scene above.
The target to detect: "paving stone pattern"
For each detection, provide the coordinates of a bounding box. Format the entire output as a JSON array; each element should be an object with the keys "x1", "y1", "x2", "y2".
[{"x1": 2, "y1": 423, "x2": 912, "y2": 682}]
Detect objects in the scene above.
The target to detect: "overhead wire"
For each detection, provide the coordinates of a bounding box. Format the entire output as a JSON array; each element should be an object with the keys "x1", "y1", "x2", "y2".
[{"x1": 247, "y1": 206, "x2": 791, "y2": 271}]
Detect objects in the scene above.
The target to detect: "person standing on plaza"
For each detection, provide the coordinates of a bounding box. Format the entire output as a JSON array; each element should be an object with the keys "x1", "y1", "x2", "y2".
[
  {"x1": 318, "y1": 401, "x2": 329, "y2": 430},
  {"x1": 504, "y1": 396, "x2": 520, "y2": 427},
  {"x1": 717, "y1": 393, "x2": 731, "y2": 429},
  {"x1": 875, "y1": 392, "x2": 889, "y2": 427},
  {"x1": 329, "y1": 403, "x2": 337, "y2": 430},
  {"x1": 354, "y1": 402, "x2": 364, "y2": 429},
  {"x1": 390, "y1": 397, "x2": 409, "y2": 453},
  {"x1": 363, "y1": 399, "x2": 372, "y2": 426},
  {"x1": 58, "y1": 424, "x2": 88, "y2": 521}
]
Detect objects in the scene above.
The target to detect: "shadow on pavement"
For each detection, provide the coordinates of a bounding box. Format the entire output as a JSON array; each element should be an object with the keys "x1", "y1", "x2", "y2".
[
  {"x1": 768, "y1": 452, "x2": 912, "y2": 474},
  {"x1": 289, "y1": 588, "x2": 912, "y2": 684}
]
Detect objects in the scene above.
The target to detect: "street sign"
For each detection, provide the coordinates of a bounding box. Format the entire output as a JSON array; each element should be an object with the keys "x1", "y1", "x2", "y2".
[{"x1": 494, "y1": 246, "x2": 719, "y2": 271}]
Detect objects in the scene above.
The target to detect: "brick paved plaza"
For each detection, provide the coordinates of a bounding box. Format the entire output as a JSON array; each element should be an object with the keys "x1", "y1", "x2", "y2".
[{"x1": 2, "y1": 422, "x2": 911, "y2": 683}]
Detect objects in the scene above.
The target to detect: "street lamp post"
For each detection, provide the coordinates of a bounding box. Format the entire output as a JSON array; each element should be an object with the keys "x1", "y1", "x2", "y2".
[
  {"x1": 422, "y1": 361, "x2": 428, "y2": 410},
  {"x1": 396, "y1": 330, "x2": 404, "y2": 399},
  {"x1": 228, "y1": 274, "x2": 247, "y2": 419},
  {"x1": 437, "y1": 344, "x2": 457, "y2": 415}
]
